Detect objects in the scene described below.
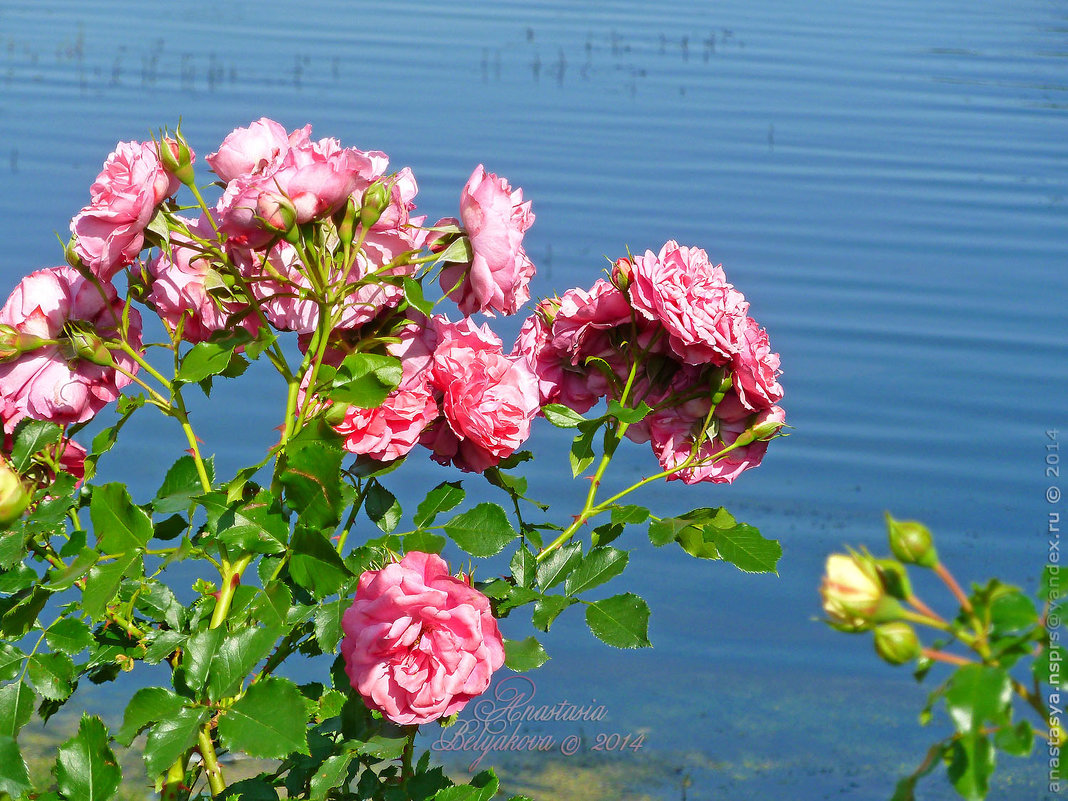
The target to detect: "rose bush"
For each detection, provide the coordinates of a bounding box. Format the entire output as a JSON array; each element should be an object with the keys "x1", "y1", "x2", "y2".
[{"x1": 0, "y1": 120, "x2": 789, "y2": 801}]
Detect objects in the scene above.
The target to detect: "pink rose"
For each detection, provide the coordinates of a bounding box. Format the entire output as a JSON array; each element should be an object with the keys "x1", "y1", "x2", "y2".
[
  {"x1": 550, "y1": 279, "x2": 633, "y2": 365},
  {"x1": 439, "y1": 165, "x2": 535, "y2": 316},
  {"x1": 146, "y1": 216, "x2": 259, "y2": 343},
  {"x1": 731, "y1": 316, "x2": 784, "y2": 411},
  {"x1": 206, "y1": 117, "x2": 292, "y2": 183},
  {"x1": 648, "y1": 394, "x2": 785, "y2": 484},
  {"x1": 628, "y1": 241, "x2": 749, "y2": 366},
  {"x1": 340, "y1": 551, "x2": 505, "y2": 725},
  {"x1": 71, "y1": 141, "x2": 178, "y2": 279},
  {"x1": 0, "y1": 267, "x2": 141, "y2": 425},
  {"x1": 424, "y1": 320, "x2": 539, "y2": 472},
  {"x1": 333, "y1": 382, "x2": 438, "y2": 462}
]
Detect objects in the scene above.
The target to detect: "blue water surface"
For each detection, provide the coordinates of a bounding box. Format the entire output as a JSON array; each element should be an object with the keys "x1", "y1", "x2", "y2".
[{"x1": 1, "y1": 1, "x2": 1066, "y2": 798}]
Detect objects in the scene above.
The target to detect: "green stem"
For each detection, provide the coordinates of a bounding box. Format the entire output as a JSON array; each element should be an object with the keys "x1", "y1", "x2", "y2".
[
  {"x1": 187, "y1": 184, "x2": 221, "y2": 233},
  {"x1": 400, "y1": 725, "x2": 418, "y2": 787},
  {"x1": 209, "y1": 555, "x2": 253, "y2": 630},
  {"x1": 197, "y1": 723, "x2": 226, "y2": 796},
  {"x1": 899, "y1": 609, "x2": 979, "y2": 647}
]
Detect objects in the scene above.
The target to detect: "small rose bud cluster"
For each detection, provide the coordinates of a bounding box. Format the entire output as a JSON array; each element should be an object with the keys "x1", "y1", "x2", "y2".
[
  {"x1": 819, "y1": 516, "x2": 945, "y2": 667},
  {"x1": 514, "y1": 240, "x2": 786, "y2": 483}
]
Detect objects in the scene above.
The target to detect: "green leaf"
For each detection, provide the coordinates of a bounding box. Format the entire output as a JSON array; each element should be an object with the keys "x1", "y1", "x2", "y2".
[
  {"x1": 55, "y1": 715, "x2": 122, "y2": 801},
  {"x1": 289, "y1": 527, "x2": 352, "y2": 598},
  {"x1": 354, "y1": 734, "x2": 408, "y2": 760},
  {"x1": 144, "y1": 706, "x2": 209, "y2": 778},
  {"x1": 45, "y1": 547, "x2": 99, "y2": 591},
  {"x1": 413, "y1": 481, "x2": 465, "y2": 528},
  {"x1": 0, "y1": 681, "x2": 35, "y2": 737},
  {"x1": 313, "y1": 600, "x2": 346, "y2": 654},
  {"x1": 433, "y1": 769, "x2": 500, "y2": 801},
  {"x1": 569, "y1": 425, "x2": 598, "y2": 477},
  {"x1": 0, "y1": 644, "x2": 24, "y2": 681},
  {"x1": 0, "y1": 528, "x2": 26, "y2": 569},
  {"x1": 590, "y1": 522, "x2": 625, "y2": 548},
  {"x1": 401, "y1": 276, "x2": 433, "y2": 317},
  {"x1": 565, "y1": 547, "x2": 629, "y2": 596},
  {"x1": 116, "y1": 687, "x2": 185, "y2": 746},
  {"x1": 0, "y1": 736, "x2": 31, "y2": 797},
  {"x1": 154, "y1": 456, "x2": 213, "y2": 514},
  {"x1": 994, "y1": 719, "x2": 1034, "y2": 757},
  {"x1": 585, "y1": 593, "x2": 651, "y2": 649},
  {"x1": 280, "y1": 430, "x2": 343, "y2": 529},
  {"x1": 402, "y1": 531, "x2": 446, "y2": 554},
  {"x1": 328, "y1": 353, "x2": 402, "y2": 408},
  {"x1": 310, "y1": 751, "x2": 355, "y2": 799},
  {"x1": 143, "y1": 631, "x2": 186, "y2": 665},
  {"x1": 83, "y1": 552, "x2": 142, "y2": 620},
  {"x1": 443, "y1": 503, "x2": 516, "y2": 558},
  {"x1": 532, "y1": 595, "x2": 573, "y2": 632},
  {"x1": 178, "y1": 629, "x2": 225, "y2": 696},
  {"x1": 541, "y1": 404, "x2": 589, "y2": 428},
  {"x1": 504, "y1": 637, "x2": 550, "y2": 671},
  {"x1": 611, "y1": 505, "x2": 649, "y2": 526},
  {"x1": 535, "y1": 542, "x2": 582, "y2": 591},
  {"x1": 365, "y1": 482, "x2": 401, "y2": 534},
  {"x1": 218, "y1": 676, "x2": 310, "y2": 759},
  {"x1": 89, "y1": 483, "x2": 152, "y2": 553},
  {"x1": 221, "y1": 778, "x2": 279, "y2": 801},
  {"x1": 510, "y1": 546, "x2": 536, "y2": 588},
  {"x1": 10, "y1": 419, "x2": 62, "y2": 472},
  {"x1": 27, "y1": 652, "x2": 75, "y2": 701},
  {"x1": 208, "y1": 491, "x2": 289, "y2": 555},
  {"x1": 46, "y1": 618, "x2": 94, "y2": 655},
  {"x1": 946, "y1": 731, "x2": 995, "y2": 801},
  {"x1": 988, "y1": 590, "x2": 1038, "y2": 637},
  {"x1": 606, "y1": 399, "x2": 652, "y2": 424},
  {"x1": 0, "y1": 586, "x2": 47, "y2": 637},
  {"x1": 178, "y1": 339, "x2": 240, "y2": 383},
  {"x1": 708, "y1": 522, "x2": 781, "y2": 574},
  {"x1": 944, "y1": 665, "x2": 1012, "y2": 734},
  {"x1": 207, "y1": 627, "x2": 279, "y2": 702}
]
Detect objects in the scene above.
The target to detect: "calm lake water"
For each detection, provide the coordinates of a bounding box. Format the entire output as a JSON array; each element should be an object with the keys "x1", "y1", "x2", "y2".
[{"x1": 1, "y1": 0, "x2": 1066, "y2": 798}]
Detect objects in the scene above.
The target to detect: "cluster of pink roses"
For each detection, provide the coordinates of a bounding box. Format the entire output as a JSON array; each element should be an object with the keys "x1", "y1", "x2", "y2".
[
  {"x1": 0, "y1": 117, "x2": 788, "y2": 730},
  {"x1": 512, "y1": 241, "x2": 785, "y2": 483}
]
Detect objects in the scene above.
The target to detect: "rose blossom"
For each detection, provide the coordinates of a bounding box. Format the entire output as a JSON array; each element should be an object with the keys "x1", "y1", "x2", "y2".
[
  {"x1": 628, "y1": 241, "x2": 749, "y2": 366},
  {"x1": 146, "y1": 216, "x2": 258, "y2": 343},
  {"x1": 647, "y1": 393, "x2": 785, "y2": 485},
  {"x1": 439, "y1": 165, "x2": 535, "y2": 316},
  {"x1": 206, "y1": 117, "x2": 292, "y2": 183},
  {"x1": 731, "y1": 316, "x2": 784, "y2": 411},
  {"x1": 71, "y1": 141, "x2": 179, "y2": 279},
  {"x1": 422, "y1": 317, "x2": 539, "y2": 472},
  {"x1": 340, "y1": 551, "x2": 505, "y2": 725},
  {"x1": 333, "y1": 382, "x2": 438, "y2": 462},
  {"x1": 0, "y1": 267, "x2": 141, "y2": 425}
]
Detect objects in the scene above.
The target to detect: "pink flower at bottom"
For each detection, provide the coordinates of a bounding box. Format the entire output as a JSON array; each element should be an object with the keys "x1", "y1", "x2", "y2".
[{"x1": 340, "y1": 551, "x2": 505, "y2": 725}]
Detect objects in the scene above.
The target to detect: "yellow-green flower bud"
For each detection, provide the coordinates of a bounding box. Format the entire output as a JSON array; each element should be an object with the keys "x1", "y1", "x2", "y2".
[
  {"x1": 886, "y1": 513, "x2": 938, "y2": 568},
  {"x1": 0, "y1": 459, "x2": 30, "y2": 526},
  {"x1": 873, "y1": 621, "x2": 922, "y2": 665},
  {"x1": 360, "y1": 181, "x2": 391, "y2": 229}
]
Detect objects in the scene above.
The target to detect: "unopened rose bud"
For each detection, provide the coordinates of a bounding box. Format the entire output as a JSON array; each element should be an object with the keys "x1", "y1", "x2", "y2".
[
  {"x1": 323, "y1": 401, "x2": 350, "y2": 427},
  {"x1": 64, "y1": 236, "x2": 86, "y2": 271},
  {"x1": 257, "y1": 191, "x2": 297, "y2": 237},
  {"x1": 360, "y1": 181, "x2": 391, "y2": 229},
  {"x1": 819, "y1": 552, "x2": 902, "y2": 632},
  {"x1": 734, "y1": 414, "x2": 786, "y2": 447},
  {"x1": 611, "y1": 257, "x2": 634, "y2": 292},
  {"x1": 336, "y1": 196, "x2": 359, "y2": 248},
  {"x1": 872, "y1": 621, "x2": 921, "y2": 665},
  {"x1": 159, "y1": 132, "x2": 195, "y2": 186},
  {"x1": 535, "y1": 296, "x2": 561, "y2": 326},
  {"x1": 0, "y1": 460, "x2": 30, "y2": 526},
  {"x1": 0, "y1": 325, "x2": 45, "y2": 363},
  {"x1": 64, "y1": 327, "x2": 114, "y2": 367},
  {"x1": 874, "y1": 558, "x2": 912, "y2": 601},
  {"x1": 886, "y1": 513, "x2": 938, "y2": 568}
]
